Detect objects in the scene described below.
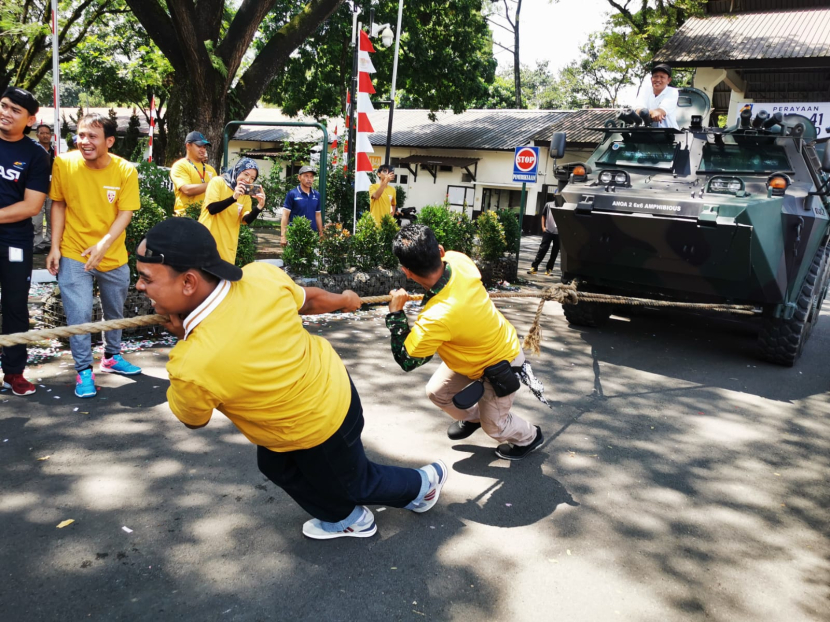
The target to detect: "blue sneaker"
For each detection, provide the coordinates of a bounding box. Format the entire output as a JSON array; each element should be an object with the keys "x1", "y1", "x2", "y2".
[
  {"x1": 99, "y1": 354, "x2": 141, "y2": 376},
  {"x1": 75, "y1": 369, "x2": 97, "y2": 398},
  {"x1": 409, "y1": 460, "x2": 448, "y2": 514}
]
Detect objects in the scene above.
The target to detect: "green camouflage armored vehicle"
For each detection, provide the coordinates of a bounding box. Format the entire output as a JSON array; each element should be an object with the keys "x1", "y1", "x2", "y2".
[{"x1": 550, "y1": 88, "x2": 830, "y2": 366}]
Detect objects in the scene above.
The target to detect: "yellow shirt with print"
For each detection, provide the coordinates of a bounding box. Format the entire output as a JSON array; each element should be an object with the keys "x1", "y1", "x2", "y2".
[
  {"x1": 368, "y1": 183, "x2": 396, "y2": 225},
  {"x1": 198, "y1": 176, "x2": 252, "y2": 263},
  {"x1": 170, "y1": 157, "x2": 217, "y2": 215},
  {"x1": 49, "y1": 150, "x2": 141, "y2": 272},
  {"x1": 166, "y1": 262, "x2": 351, "y2": 452},
  {"x1": 404, "y1": 251, "x2": 520, "y2": 379}
]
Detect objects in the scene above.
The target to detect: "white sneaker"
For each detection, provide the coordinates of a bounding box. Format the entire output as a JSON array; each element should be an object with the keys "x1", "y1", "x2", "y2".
[
  {"x1": 410, "y1": 460, "x2": 448, "y2": 514},
  {"x1": 302, "y1": 506, "x2": 377, "y2": 540}
]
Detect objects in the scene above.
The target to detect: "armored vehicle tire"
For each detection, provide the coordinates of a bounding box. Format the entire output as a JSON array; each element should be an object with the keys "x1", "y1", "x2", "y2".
[
  {"x1": 563, "y1": 301, "x2": 613, "y2": 327},
  {"x1": 757, "y1": 245, "x2": 830, "y2": 367}
]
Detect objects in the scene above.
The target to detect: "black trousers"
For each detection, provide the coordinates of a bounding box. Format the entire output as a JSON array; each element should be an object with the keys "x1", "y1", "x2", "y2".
[
  {"x1": 256, "y1": 378, "x2": 422, "y2": 523},
  {"x1": 532, "y1": 232, "x2": 560, "y2": 271},
  {"x1": 0, "y1": 243, "x2": 33, "y2": 374}
]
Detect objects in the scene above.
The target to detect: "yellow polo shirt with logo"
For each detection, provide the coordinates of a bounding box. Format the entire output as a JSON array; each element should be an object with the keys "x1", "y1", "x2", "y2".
[
  {"x1": 369, "y1": 183, "x2": 396, "y2": 225},
  {"x1": 198, "y1": 176, "x2": 252, "y2": 263},
  {"x1": 166, "y1": 262, "x2": 351, "y2": 452},
  {"x1": 49, "y1": 151, "x2": 141, "y2": 272},
  {"x1": 404, "y1": 251, "x2": 520, "y2": 379},
  {"x1": 170, "y1": 157, "x2": 217, "y2": 215}
]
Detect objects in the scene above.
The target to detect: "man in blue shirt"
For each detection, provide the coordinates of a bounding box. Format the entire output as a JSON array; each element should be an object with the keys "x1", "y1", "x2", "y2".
[
  {"x1": 0, "y1": 87, "x2": 51, "y2": 397},
  {"x1": 281, "y1": 165, "x2": 322, "y2": 247}
]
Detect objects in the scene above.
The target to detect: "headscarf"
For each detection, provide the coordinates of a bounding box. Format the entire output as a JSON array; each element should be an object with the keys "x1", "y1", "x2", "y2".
[{"x1": 223, "y1": 157, "x2": 259, "y2": 190}]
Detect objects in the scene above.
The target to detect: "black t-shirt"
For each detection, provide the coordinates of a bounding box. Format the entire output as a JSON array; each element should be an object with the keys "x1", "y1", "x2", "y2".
[{"x1": 0, "y1": 136, "x2": 51, "y2": 246}]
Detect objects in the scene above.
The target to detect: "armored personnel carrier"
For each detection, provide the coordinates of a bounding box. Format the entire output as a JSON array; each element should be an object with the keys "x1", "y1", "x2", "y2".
[{"x1": 550, "y1": 88, "x2": 830, "y2": 366}]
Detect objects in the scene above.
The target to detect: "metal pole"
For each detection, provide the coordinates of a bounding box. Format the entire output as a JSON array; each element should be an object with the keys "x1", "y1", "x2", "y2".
[
  {"x1": 384, "y1": 0, "x2": 404, "y2": 165},
  {"x1": 222, "y1": 121, "x2": 328, "y2": 220},
  {"x1": 348, "y1": 17, "x2": 361, "y2": 178},
  {"x1": 516, "y1": 182, "x2": 527, "y2": 261},
  {"x1": 51, "y1": 0, "x2": 60, "y2": 154}
]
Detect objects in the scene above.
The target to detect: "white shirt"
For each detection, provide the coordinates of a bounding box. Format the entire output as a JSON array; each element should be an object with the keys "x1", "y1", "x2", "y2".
[{"x1": 636, "y1": 85, "x2": 679, "y2": 130}]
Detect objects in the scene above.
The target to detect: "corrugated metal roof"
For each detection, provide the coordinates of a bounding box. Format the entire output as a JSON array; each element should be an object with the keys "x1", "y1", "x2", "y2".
[
  {"x1": 529, "y1": 109, "x2": 618, "y2": 146},
  {"x1": 657, "y1": 8, "x2": 830, "y2": 66},
  {"x1": 364, "y1": 109, "x2": 571, "y2": 150}
]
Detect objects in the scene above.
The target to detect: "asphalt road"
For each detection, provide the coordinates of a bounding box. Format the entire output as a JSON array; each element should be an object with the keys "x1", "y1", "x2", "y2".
[{"x1": 2, "y1": 236, "x2": 828, "y2": 622}]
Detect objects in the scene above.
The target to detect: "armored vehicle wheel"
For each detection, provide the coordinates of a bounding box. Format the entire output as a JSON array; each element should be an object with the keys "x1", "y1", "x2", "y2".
[
  {"x1": 563, "y1": 301, "x2": 613, "y2": 327},
  {"x1": 757, "y1": 245, "x2": 830, "y2": 366}
]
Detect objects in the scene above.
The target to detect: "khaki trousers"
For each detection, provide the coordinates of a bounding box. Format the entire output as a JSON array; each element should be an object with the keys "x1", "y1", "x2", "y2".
[{"x1": 426, "y1": 350, "x2": 536, "y2": 445}]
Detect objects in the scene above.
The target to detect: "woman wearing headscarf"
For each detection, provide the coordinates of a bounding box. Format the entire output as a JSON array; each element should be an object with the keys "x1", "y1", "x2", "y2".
[{"x1": 199, "y1": 157, "x2": 266, "y2": 262}]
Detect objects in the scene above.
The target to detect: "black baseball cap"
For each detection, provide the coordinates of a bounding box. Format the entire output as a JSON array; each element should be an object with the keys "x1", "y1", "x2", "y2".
[
  {"x1": 185, "y1": 131, "x2": 211, "y2": 146},
  {"x1": 652, "y1": 63, "x2": 672, "y2": 77},
  {"x1": 1, "y1": 86, "x2": 39, "y2": 115},
  {"x1": 138, "y1": 218, "x2": 242, "y2": 282},
  {"x1": 298, "y1": 165, "x2": 316, "y2": 175}
]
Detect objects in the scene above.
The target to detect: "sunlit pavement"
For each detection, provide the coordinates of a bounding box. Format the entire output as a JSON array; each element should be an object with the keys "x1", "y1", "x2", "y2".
[{"x1": 2, "y1": 236, "x2": 828, "y2": 621}]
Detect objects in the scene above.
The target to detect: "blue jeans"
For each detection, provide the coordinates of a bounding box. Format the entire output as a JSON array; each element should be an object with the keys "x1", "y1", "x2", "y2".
[
  {"x1": 257, "y1": 378, "x2": 428, "y2": 531},
  {"x1": 57, "y1": 257, "x2": 129, "y2": 371}
]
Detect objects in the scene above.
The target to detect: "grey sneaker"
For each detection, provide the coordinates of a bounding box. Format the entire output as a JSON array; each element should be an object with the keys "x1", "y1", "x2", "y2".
[{"x1": 302, "y1": 506, "x2": 377, "y2": 540}]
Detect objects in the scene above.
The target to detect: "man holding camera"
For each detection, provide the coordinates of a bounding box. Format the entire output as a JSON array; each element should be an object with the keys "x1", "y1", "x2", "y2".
[
  {"x1": 385, "y1": 225, "x2": 543, "y2": 461},
  {"x1": 170, "y1": 131, "x2": 217, "y2": 216},
  {"x1": 281, "y1": 165, "x2": 322, "y2": 247},
  {"x1": 200, "y1": 157, "x2": 265, "y2": 263},
  {"x1": 369, "y1": 164, "x2": 397, "y2": 226}
]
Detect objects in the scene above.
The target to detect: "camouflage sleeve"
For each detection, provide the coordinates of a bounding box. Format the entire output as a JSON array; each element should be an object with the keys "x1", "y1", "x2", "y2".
[{"x1": 385, "y1": 311, "x2": 432, "y2": 372}]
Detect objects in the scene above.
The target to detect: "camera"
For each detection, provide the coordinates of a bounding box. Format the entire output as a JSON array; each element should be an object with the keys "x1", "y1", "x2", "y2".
[{"x1": 241, "y1": 183, "x2": 262, "y2": 196}]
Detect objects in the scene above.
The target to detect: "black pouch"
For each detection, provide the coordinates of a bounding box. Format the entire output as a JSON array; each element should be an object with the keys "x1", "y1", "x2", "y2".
[
  {"x1": 452, "y1": 380, "x2": 484, "y2": 410},
  {"x1": 483, "y1": 360, "x2": 521, "y2": 397}
]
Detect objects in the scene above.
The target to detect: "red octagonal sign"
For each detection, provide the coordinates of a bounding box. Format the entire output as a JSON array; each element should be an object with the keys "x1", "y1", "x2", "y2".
[{"x1": 515, "y1": 147, "x2": 537, "y2": 172}]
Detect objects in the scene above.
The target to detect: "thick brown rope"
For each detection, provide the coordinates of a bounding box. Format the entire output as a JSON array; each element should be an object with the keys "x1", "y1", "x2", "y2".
[{"x1": 2, "y1": 284, "x2": 756, "y2": 348}]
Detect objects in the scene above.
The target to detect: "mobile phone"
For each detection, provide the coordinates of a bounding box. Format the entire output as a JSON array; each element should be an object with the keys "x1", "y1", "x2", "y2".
[{"x1": 242, "y1": 183, "x2": 262, "y2": 196}]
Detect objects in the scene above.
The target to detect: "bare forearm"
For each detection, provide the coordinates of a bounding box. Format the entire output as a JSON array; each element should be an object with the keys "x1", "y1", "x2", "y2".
[
  {"x1": 180, "y1": 182, "x2": 208, "y2": 197},
  {"x1": 50, "y1": 201, "x2": 66, "y2": 246},
  {"x1": 0, "y1": 192, "x2": 46, "y2": 223},
  {"x1": 300, "y1": 288, "x2": 354, "y2": 315},
  {"x1": 106, "y1": 210, "x2": 134, "y2": 242}
]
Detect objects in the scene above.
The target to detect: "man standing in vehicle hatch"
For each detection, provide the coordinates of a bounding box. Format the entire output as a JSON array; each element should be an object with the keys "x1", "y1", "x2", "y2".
[{"x1": 634, "y1": 63, "x2": 679, "y2": 130}]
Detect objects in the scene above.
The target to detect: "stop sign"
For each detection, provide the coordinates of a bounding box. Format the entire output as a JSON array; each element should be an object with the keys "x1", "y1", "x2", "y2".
[
  {"x1": 513, "y1": 145, "x2": 540, "y2": 183},
  {"x1": 515, "y1": 147, "x2": 537, "y2": 172}
]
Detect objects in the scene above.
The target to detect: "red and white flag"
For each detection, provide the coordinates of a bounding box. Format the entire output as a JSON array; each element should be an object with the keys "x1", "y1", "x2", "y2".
[{"x1": 354, "y1": 31, "x2": 376, "y2": 193}]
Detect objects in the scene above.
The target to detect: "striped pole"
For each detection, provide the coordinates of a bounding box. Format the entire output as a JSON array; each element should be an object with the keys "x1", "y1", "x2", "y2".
[
  {"x1": 147, "y1": 94, "x2": 155, "y2": 162},
  {"x1": 51, "y1": 0, "x2": 60, "y2": 155}
]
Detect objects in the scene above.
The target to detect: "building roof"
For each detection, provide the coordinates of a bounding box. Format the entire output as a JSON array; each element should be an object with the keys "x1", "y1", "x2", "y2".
[
  {"x1": 363, "y1": 108, "x2": 570, "y2": 151},
  {"x1": 656, "y1": 8, "x2": 830, "y2": 68},
  {"x1": 529, "y1": 108, "x2": 618, "y2": 147},
  {"x1": 398, "y1": 155, "x2": 480, "y2": 168},
  {"x1": 36, "y1": 107, "x2": 155, "y2": 134}
]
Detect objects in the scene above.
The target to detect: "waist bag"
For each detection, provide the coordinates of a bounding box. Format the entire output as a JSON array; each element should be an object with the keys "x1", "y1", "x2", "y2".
[{"x1": 483, "y1": 360, "x2": 521, "y2": 397}]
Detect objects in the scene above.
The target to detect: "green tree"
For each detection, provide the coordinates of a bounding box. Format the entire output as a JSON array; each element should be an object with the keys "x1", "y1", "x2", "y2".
[
  {"x1": 265, "y1": 1, "x2": 497, "y2": 119},
  {"x1": 123, "y1": 0, "x2": 344, "y2": 169},
  {"x1": 64, "y1": 12, "x2": 174, "y2": 163},
  {"x1": 0, "y1": 0, "x2": 126, "y2": 94}
]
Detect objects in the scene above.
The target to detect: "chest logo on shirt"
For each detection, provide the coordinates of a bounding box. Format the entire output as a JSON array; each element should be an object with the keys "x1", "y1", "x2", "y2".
[
  {"x1": 13, "y1": 161, "x2": 25, "y2": 168},
  {"x1": 0, "y1": 165, "x2": 21, "y2": 181},
  {"x1": 106, "y1": 190, "x2": 116, "y2": 203}
]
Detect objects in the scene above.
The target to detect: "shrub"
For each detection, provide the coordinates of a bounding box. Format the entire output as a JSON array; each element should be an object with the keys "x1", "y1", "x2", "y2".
[
  {"x1": 378, "y1": 214, "x2": 400, "y2": 269},
  {"x1": 476, "y1": 211, "x2": 507, "y2": 261},
  {"x1": 135, "y1": 160, "x2": 175, "y2": 216},
  {"x1": 282, "y1": 216, "x2": 318, "y2": 277},
  {"x1": 235, "y1": 224, "x2": 257, "y2": 268},
  {"x1": 394, "y1": 184, "x2": 407, "y2": 210},
  {"x1": 183, "y1": 200, "x2": 203, "y2": 221},
  {"x1": 496, "y1": 209, "x2": 521, "y2": 255},
  {"x1": 417, "y1": 204, "x2": 454, "y2": 246},
  {"x1": 417, "y1": 204, "x2": 474, "y2": 255},
  {"x1": 351, "y1": 211, "x2": 382, "y2": 271},
  {"x1": 326, "y1": 165, "x2": 371, "y2": 230},
  {"x1": 125, "y1": 193, "x2": 167, "y2": 284},
  {"x1": 319, "y1": 222, "x2": 352, "y2": 274}
]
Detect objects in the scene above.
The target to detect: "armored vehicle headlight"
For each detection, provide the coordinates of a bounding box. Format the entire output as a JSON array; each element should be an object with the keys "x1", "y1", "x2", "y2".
[
  {"x1": 599, "y1": 171, "x2": 613, "y2": 184},
  {"x1": 767, "y1": 174, "x2": 791, "y2": 197},
  {"x1": 572, "y1": 165, "x2": 587, "y2": 181},
  {"x1": 614, "y1": 172, "x2": 629, "y2": 185},
  {"x1": 708, "y1": 176, "x2": 744, "y2": 194}
]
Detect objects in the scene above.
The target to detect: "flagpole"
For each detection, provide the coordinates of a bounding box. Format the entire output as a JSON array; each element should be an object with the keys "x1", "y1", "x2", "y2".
[
  {"x1": 51, "y1": 0, "x2": 60, "y2": 155},
  {"x1": 385, "y1": 0, "x2": 404, "y2": 165},
  {"x1": 148, "y1": 94, "x2": 155, "y2": 162}
]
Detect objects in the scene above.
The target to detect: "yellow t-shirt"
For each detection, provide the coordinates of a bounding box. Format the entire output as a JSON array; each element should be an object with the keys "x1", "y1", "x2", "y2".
[
  {"x1": 198, "y1": 176, "x2": 252, "y2": 263},
  {"x1": 170, "y1": 158, "x2": 217, "y2": 215},
  {"x1": 369, "y1": 183, "x2": 396, "y2": 225},
  {"x1": 404, "y1": 251, "x2": 520, "y2": 379},
  {"x1": 166, "y1": 262, "x2": 351, "y2": 452},
  {"x1": 49, "y1": 151, "x2": 141, "y2": 272}
]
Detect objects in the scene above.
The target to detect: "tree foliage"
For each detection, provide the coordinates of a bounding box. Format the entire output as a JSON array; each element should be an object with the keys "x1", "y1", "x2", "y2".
[
  {"x1": 265, "y1": 1, "x2": 497, "y2": 119},
  {"x1": 0, "y1": 0, "x2": 125, "y2": 94}
]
